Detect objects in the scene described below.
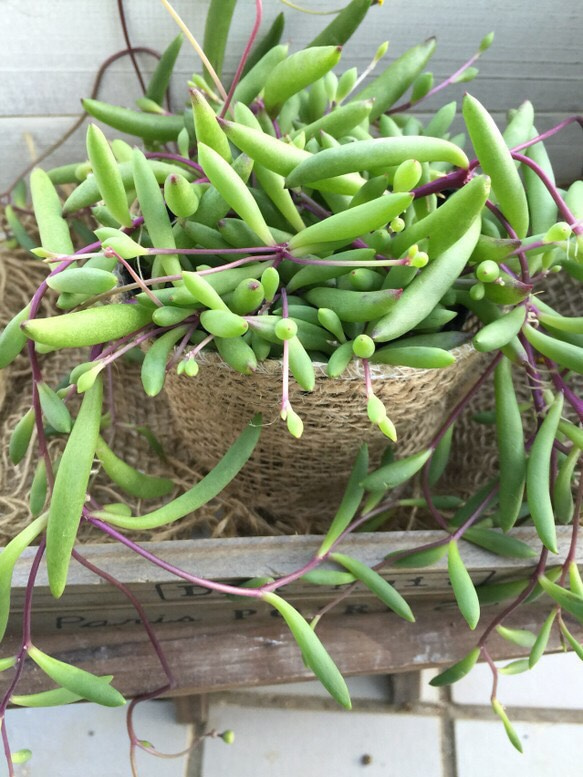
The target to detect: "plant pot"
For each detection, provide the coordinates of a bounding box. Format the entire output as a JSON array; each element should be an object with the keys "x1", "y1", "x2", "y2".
[{"x1": 165, "y1": 343, "x2": 485, "y2": 528}]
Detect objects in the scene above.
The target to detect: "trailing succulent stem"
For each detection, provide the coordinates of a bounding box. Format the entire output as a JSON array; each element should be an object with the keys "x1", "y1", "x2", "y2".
[{"x1": 0, "y1": 0, "x2": 582, "y2": 769}]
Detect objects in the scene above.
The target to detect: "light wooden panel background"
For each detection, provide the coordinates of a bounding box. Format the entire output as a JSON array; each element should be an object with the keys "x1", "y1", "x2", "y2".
[{"x1": 1, "y1": 0, "x2": 581, "y2": 190}]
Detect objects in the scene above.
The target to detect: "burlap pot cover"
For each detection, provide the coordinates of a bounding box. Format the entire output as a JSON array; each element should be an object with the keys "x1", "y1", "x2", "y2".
[
  {"x1": 165, "y1": 343, "x2": 485, "y2": 524},
  {"x1": 0, "y1": 247, "x2": 52, "y2": 414}
]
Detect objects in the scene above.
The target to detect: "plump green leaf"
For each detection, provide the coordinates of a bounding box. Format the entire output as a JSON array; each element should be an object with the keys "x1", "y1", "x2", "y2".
[
  {"x1": 462, "y1": 527, "x2": 537, "y2": 559},
  {"x1": 495, "y1": 625, "x2": 537, "y2": 649},
  {"x1": 27, "y1": 646, "x2": 125, "y2": 707},
  {"x1": 499, "y1": 658, "x2": 531, "y2": 675},
  {"x1": 361, "y1": 449, "x2": 432, "y2": 492},
  {"x1": 95, "y1": 436, "x2": 173, "y2": 499},
  {"x1": 11, "y1": 687, "x2": 85, "y2": 707},
  {"x1": 37, "y1": 382, "x2": 72, "y2": 433},
  {"x1": 0, "y1": 515, "x2": 48, "y2": 641},
  {"x1": 46, "y1": 378, "x2": 103, "y2": 598},
  {"x1": 429, "y1": 647, "x2": 480, "y2": 686},
  {"x1": 537, "y1": 576, "x2": 583, "y2": 622},
  {"x1": 529, "y1": 610, "x2": 557, "y2": 668},
  {"x1": 96, "y1": 415, "x2": 262, "y2": 530},
  {"x1": 318, "y1": 445, "x2": 368, "y2": 555},
  {"x1": 262, "y1": 592, "x2": 351, "y2": 709},
  {"x1": 331, "y1": 552, "x2": 415, "y2": 622},
  {"x1": 448, "y1": 540, "x2": 480, "y2": 630},
  {"x1": 492, "y1": 698, "x2": 523, "y2": 752},
  {"x1": 385, "y1": 543, "x2": 448, "y2": 568}
]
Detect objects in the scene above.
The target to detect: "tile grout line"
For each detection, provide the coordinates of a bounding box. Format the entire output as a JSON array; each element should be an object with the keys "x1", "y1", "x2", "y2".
[{"x1": 440, "y1": 687, "x2": 459, "y2": 777}]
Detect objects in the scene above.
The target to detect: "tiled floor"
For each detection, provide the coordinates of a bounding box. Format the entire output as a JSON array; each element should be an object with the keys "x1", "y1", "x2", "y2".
[{"x1": 2, "y1": 651, "x2": 582, "y2": 776}]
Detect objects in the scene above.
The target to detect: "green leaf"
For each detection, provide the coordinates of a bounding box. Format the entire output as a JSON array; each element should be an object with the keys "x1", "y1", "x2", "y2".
[
  {"x1": 46, "y1": 378, "x2": 103, "y2": 598},
  {"x1": 428, "y1": 425, "x2": 454, "y2": 486},
  {"x1": 430, "y1": 647, "x2": 480, "y2": 686},
  {"x1": 537, "y1": 576, "x2": 583, "y2": 622},
  {"x1": 301, "y1": 570, "x2": 356, "y2": 586},
  {"x1": 331, "y1": 552, "x2": 415, "y2": 622},
  {"x1": 492, "y1": 698, "x2": 523, "y2": 753},
  {"x1": 262, "y1": 592, "x2": 351, "y2": 709},
  {"x1": 11, "y1": 687, "x2": 85, "y2": 707},
  {"x1": 9, "y1": 408, "x2": 35, "y2": 464},
  {"x1": 462, "y1": 527, "x2": 537, "y2": 559},
  {"x1": 361, "y1": 449, "x2": 432, "y2": 492},
  {"x1": 95, "y1": 436, "x2": 173, "y2": 499},
  {"x1": 477, "y1": 578, "x2": 529, "y2": 606},
  {"x1": 11, "y1": 750, "x2": 32, "y2": 765},
  {"x1": 499, "y1": 658, "x2": 531, "y2": 676},
  {"x1": 559, "y1": 620, "x2": 583, "y2": 660},
  {"x1": 96, "y1": 414, "x2": 262, "y2": 530},
  {"x1": 529, "y1": 610, "x2": 557, "y2": 668},
  {"x1": 448, "y1": 540, "x2": 480, "y2": 629},
  {"x1": 27, "y1": 647, "x2": 125, "y2": 707},
  {"x1": 37, "y1": 382, "x2": 73, "y2": 434},
  {"x1": 0, "y1": 656, "x2": 17, "y2": 672},
  {"x1": 495, "y1": 625, "x2": 537, "y2": 649},
  {"x1": 385, "y1": 543, "x2": 448, "y2": 568},
  {"x1": 318, "y1": 445, "x2": 368, "y2": 555},
  {"x1": 0, "y1": 515, "x2": 48, "y2": 641}
]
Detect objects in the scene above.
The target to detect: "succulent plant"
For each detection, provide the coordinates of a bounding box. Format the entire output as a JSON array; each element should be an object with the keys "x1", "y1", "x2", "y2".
[{"x1": 0, "y1": 0, "x2": 582, "y2": 769}]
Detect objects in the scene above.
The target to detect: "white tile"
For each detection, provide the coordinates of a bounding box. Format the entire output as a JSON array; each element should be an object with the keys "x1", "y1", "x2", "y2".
[
  {"x1": 420, "y1": 669, "x2": 442, "y2": 704},
  {"x1": 239, "y1": 674, "x2": 391, "y2": 702},
  {"x1": 202, "y1": 703, "x2": 442, "y2": 777},
  {"x1": 452, "y1": 651, "x2": 583, "y2": 709},
  {"x1": 456, "y1": 719, "x2": 583, "y2": 777},
  {"x1": 2, "y1": 700, "x2": 190, "y2": 777}
]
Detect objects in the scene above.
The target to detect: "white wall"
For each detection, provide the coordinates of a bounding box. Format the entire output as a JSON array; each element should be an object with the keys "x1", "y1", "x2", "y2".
[{"x1": 1, "y1": 0, "x2": 581, "y2": 189}]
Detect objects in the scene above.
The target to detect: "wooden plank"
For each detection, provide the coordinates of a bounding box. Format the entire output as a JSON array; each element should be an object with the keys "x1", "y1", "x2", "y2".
[
  {"x1": 1, "y1": 600, "x2": 580, "y2": 698},
  {"x1": 1, "y1": 0, "x2": 580, "y2": 115},
  {"x1": 4, "y1": 528, "x2": 579, "y2": 638},
  {"x1": 1, "y1": 1, "x2": 581, "y2": 189}
]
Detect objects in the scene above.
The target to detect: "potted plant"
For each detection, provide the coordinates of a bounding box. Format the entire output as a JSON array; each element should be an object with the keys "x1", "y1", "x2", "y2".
[{"x1": 0, "y1": 0, "x2": 581, "y2": 770}]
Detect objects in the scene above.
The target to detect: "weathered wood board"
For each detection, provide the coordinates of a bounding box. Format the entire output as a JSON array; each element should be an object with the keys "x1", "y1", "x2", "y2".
[
  {"x1": 1, "y1": 0, "x2": 581, "y2": 187},
  {"x1": 2, "y1": 601, "x2": 580, "y2": 698},
  {"x1": 1, "y1": 527, "x2": 580, "y2": 696},
  {"x1": 7, "y1": 528, "x2": 576, "y2": 634}
]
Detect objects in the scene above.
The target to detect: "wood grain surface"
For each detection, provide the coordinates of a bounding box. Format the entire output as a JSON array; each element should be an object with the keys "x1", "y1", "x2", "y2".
[{"x1": 1, "y1": 0, "x2": 581, "y2": 187}]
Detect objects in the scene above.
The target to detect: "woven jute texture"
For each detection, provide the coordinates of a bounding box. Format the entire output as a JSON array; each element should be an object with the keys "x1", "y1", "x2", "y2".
[
  {"x1": 0, "y1": 246, "x2": 282, "y2": 543},
  {"x1": 165, "y1": 343, "x2": 485, "y2": 524},
  {"x1": 0, "y1": 354, "x2": 284, "y2": 544},
  {"x1": 443, "y1": 270, "x2": 582, "y2": 497},
  {"x1": 0, "y1": 246, "x2": 53, "y2": 412}
]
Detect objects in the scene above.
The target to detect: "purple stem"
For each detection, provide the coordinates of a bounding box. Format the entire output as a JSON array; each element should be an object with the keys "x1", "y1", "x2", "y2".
[
  {"x1": 510, "y1": 116, "x2": 583, "y2": 154},
  {"x1": 478, "y1": 548, "x2": 549, "y2": 647},
  {"x1": 484, "y1": 201, "x2": 530, "y2": 283},
  {"x1": 71, "y1": 550, "x2": 174, "y2": 685},
  {"x1": 87, "y1": 516, "x2": 271, "y2": 597},
  {"x1": 220, "y1": 0, "x2": 263, "y2": 118},
  {"x1": 412, "y1": 165, "x2": 476, "y2": 199},
  {"x1": 420, "y1": 352, "x2": 502, "y2": 529},
  {"x1": 144, "y1": 152, "x2": 203, "y2": 174},
  {"x1": 519, "y1": 334, "x2": 546, "y2": 416},
  {"x1": 544, "y1": 359, "x2": 583, "y2": 421},
  {"x1": 388, "y1": 48, "x2": 484, "y2": 115},
  {"x1": 0, "y1": 540, "x2": 46, "y2": 777},
  {"x1": 512, "y1": 152, "x2": 581, "y2": 232},
  {"x1": 1, "y1": 724, "x2": 14, "y2": 777},
  {"x1": 106, "y1": 248, "x2": 163, "y2": 307},
  {"x1": 151, "y1": 245, "x2": 282, "y2": 256}
]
